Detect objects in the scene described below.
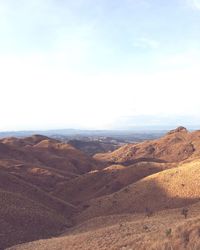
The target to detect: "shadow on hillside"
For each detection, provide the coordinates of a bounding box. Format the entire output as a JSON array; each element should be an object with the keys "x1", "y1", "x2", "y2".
[
  {"x1": 77, "y1": 174, "x2": 200, "y2": 223},
  {"x1": 112, "y1": 177, "x2": 200, "y2": 216},
  {"x1": 54, "y1": 162, "x2": 174, "y2": 206}
]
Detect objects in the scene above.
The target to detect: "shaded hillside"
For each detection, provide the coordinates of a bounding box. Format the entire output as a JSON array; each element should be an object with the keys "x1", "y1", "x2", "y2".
[
  {"x1": 0, "y1": 135, "x2": 99, "y2": 192},
  {"x1": 2, "y1": 129, "x2": 200, "y2": 250},
  {"x1": 0, "y1": 191, "x2": 68, "y2": 250},
  {"x1": 94, "y1": 127, "x2": 200, "y2": 164},
  {"x1": 77, "y1": 159, "x2": 200, "y2": 222},
  {"x1": 7, "y1": 202, "x2": 200, "y2": 250},
  {"x1": 0, "y1": 169, "x2": 75, "y2": 217},
  {"x1": 53, "y1": 162, "x2": 175, "y2": 205},
  {"x1": 0, "y1": 135, "x2": 98, "y2": 174},
  {"x1": 0, "y1": 169, "x2": 76, "y2": 249},
  {"x1": 68, "y1": 139, "x2": 120, "y2": 156},
  {"x1": 0, "y1": 135, "x2": 99, "y2": 249}
]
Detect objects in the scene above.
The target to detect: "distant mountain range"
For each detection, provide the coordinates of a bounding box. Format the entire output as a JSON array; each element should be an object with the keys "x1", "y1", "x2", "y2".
[
  {"x1": 0, "y1": 128, "x2": 167, "y2": 139},
  {"x1": 1, "y1": 115, "x2": 199, "y2": 139}
]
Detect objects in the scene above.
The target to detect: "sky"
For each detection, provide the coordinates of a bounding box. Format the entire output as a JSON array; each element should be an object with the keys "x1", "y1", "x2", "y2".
[{"x1": 1, "y1": 0, "x2": 200, "y2": 131}]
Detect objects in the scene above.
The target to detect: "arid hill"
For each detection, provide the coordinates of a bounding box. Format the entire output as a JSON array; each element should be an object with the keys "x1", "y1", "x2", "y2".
[
  {"x1": 1, "y1": 128, "x2": 200, "y2": 249},
  {"x1": 94, "y1": 127, "x2": 200, "y2": 164},
  {"x1": 76, "y1": 159, "x2": 200, "y2": 222},
  {"x1": 68, "y1": 139, "x2": 120, "y2": 156},
  {"x1": 0, "y1": 135, "x2": 99, "y2": 191},
  {"x1": 53, "y1": 162, "x2": 175, "y2": 205},
  {"x1": 0, "y1": 135, "x2": 99, "y2": 249},
  {"x1": 0, "y1": 169, "x2": 75, "y2": 249},
  {"x1": 7, "y1": 199, "x2": 200, "y2": 250}
]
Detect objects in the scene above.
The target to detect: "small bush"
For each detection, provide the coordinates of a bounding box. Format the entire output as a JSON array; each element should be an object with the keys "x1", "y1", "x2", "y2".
[
  {"x1": 124, "y1": 188, "x2": 129, "y2": 193},
  {"x1": 166, "y1": 228, "x2": 172, "y2": 237},
  {"x1": 143, "y1": 225, "x2": 149, "y2": 232},
  {"x1": 181, "y1": 208, "x2": 188, "y2": 219}
]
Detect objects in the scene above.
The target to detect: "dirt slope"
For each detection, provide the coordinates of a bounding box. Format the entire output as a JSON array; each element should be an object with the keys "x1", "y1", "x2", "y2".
[
  {"x1": 77, "y1": 159, "x2": 200, "y2": 222},
  {"x1": 2, "y1": 130, "x2": 200, "y2": 250},
  {"x1": 94, "y1": 127, "x2": 200, "y2": 164},
  {"x1": 0, "y1": 169, "x2": 75, "y2": 249},
  {"x1": 68, "y1": 139, "x2": 119, "y2": 156},
  {"x1": 0, "y1": 190, "x2": 68, "y2": 250},
  {"x1": 0, "y1": 135, "x2": 99, "y2": 191},
  {"x1": 0, "y1": 169, "x2": 75, "y2": 217},
  {"x1": 53, "y1": 162, "x2": 175, "y2": 205},
  {"x1": 7, "y1": 202, "x2": 200, "y2": 250},
  {"x1": 0, "y1": 135, "x2": 99, "y2": 249}
]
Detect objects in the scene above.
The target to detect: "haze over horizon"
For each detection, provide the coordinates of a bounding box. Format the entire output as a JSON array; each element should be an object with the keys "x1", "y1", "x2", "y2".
[{"x1": 1, "y1": 0, "x2": 200, "y2": 131}]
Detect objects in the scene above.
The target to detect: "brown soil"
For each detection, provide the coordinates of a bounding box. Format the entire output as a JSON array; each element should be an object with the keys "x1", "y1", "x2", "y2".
[
  {"x1": 94, "y1": 127, "x2": 200, "y2": 164},
  {"x1": 1, "y1": 128, "x2": 200, "y2": 250}
]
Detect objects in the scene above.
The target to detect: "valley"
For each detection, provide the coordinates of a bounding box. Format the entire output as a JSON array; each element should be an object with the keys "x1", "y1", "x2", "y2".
[{"x1": 0, "y1": 127, "x2": 199, "y2": 249}]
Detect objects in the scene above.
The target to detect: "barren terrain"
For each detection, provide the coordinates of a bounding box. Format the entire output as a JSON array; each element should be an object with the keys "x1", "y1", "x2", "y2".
[{"x1": 0, "y1": 127, "x2": 200, "y2": 249}]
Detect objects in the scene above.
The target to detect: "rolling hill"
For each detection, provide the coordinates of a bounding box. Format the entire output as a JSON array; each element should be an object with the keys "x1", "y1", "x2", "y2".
[
  {"x1": 7, "y1": 199, "x2": 200, "y2": 250},
  {"x1": 0, "y1": 135, "x2": 99, "y2": 192},
  {"x1": 0, "y1": 169, "x2": 75, "y2": 249},
  {"x1": 1, "y1": 128, "x2": 200, "y2": 249},
  {"x1": 76, "y1": 159, "x2": 200, "y2": 222},
  {"x1": 0, "y1": 135, "x2": 99, "y2": 249},
  {"x1": 52, "y1": 162, "x2": 175, "y2": 205},
  {"x1": 94, "y1": 127, "x2": 200, "y2": 164}
]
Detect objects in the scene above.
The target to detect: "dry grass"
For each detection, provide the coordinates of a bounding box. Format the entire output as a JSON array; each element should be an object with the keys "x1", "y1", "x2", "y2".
[
  {"x1": 1, "y1": 130, "x2": 200, "y2": 250},
  {"x1": 53, "y1": 162, "x2": 175, "y2": 205},
  {"x1": 0, "y1": 190, "x2": 67, "y2": 250},
  {"x1": 0, "y1": 169, "x2": 76, "y2": 249},
  {"x1": 0, "y1": 135, "x2": 99, "y2": 193},
  {"x1": 0, "y1": 135, "x2": 97, "y2": 249},
  {"x1": 7, "y1": 202, "x2": 200, "y2": 250},
  {"x1": 76, "y1": 159, "x2": 200, "y2": 222},
  {"x1": 94, "y1": 128, "x2": 200, "y2": 164}
]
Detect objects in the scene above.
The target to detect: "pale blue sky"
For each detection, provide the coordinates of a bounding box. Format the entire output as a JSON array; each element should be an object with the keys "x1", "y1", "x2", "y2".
[{"x1": 0, "y1": 0, "x2": 200, "y2": 130}]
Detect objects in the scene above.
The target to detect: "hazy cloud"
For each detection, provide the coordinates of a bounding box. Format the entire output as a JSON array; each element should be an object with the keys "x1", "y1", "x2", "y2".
[
  {"x1": 1, "y1": 1, "x2": 200, "y2": 130},
  {"x1": 187, "y1": 0, "x2": 200, "y2": 9},
  {"x1": 133, "y1": 37, "x2": 160, "y2": 49}
]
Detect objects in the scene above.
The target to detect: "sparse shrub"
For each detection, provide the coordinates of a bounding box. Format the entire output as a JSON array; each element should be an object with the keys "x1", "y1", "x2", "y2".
[
  {"x1": 165, "y1": 228, "x2": 172, "y2": 237},
  {"x1": 124, "y1": 188, "x2": 129, "y2": 193},
  {"x1": 143, "y1": 225, "x2": 149, "y2": 232},
  {"x1": 181, "y1": 208, "x2": 188, "y2": 219},
  {"x1": 119, "y1": 223, "x2": 123, "y2": 228}
]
